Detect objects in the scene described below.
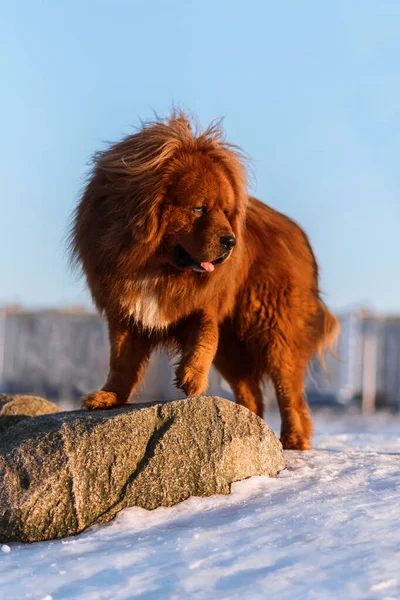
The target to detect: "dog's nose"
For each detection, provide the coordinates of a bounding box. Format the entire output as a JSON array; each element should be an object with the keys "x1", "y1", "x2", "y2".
[{"x1": 220, "y1": 234, "x2": 236, "y2": 250}]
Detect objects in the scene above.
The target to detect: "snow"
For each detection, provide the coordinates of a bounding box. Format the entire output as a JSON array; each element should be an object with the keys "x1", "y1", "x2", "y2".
[{"x1": 0, "y1": 411, "x2": 399, "y2": 600}]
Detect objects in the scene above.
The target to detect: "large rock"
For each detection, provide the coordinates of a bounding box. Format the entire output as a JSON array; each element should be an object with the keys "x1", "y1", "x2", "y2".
[
  {"x1": 0, "y1": 394, "x2": 61, "y2": 432},
  {"x1": 0, "y1": 396, "x2": 285, "y2": 543}
]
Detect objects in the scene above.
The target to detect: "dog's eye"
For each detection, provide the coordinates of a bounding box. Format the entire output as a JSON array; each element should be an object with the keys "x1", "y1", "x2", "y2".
[
  {"x1": 223, "y1": 209, "x2": 229, "y2": 216},
  {"x1": 193, "y1": 207, "x2": 206, "y2": 216}
]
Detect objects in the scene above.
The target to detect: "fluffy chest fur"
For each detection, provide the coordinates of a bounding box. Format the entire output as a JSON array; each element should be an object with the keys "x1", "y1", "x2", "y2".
[
  {"x1": 120, "y1": 273, "x2": 230, "y2": 329},
  {"x1": 121, "y1": 278, "x2": 170, "y2": 330}
]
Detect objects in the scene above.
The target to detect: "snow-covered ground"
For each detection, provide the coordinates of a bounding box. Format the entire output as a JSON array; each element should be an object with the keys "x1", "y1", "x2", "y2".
[{"x1": 1, "y1": 411, "x2": 399, "y2": 600}]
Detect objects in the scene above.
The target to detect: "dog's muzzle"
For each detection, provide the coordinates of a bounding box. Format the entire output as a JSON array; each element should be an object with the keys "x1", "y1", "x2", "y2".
[{"x1": 173, "y1": 246, "x2": 231, "y2": 272}]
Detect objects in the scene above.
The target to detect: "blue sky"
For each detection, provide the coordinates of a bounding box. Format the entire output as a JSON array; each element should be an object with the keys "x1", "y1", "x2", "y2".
[{"x1": 0, "y1": 0, "x2": 399, "y2": 312}]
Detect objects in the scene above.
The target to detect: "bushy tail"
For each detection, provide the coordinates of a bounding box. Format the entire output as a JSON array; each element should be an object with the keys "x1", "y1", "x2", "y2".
[{"x1": 316, "y1": 302, "x2": 340, "y2": 368}]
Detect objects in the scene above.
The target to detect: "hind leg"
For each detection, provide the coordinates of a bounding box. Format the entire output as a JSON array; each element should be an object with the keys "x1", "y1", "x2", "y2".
[
  {"x1": 231, "y1": 378, "x2": 264, "y2": 417},
  {"x1": 270, "y1": 361, "x2": 313, "y2": 450},
  {"x1": 213, "y1": 334, "x2": 264, "y2": 417},
  {"x1": 216, "y1": 359, "x2": 264, "y2": 416}
]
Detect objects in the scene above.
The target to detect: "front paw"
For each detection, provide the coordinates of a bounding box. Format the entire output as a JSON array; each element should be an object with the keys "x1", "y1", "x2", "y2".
[
  {"x1": 83, "y1": 390, "x2": 126, "y2": 410},
  {"x1": 176, "y1": 366, "x2": 208, "y2": 397}
]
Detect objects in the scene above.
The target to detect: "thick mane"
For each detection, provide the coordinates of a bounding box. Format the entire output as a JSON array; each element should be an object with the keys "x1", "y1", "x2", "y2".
[
  {"x1": 69, "y1": 112, "x2": 247, "y2": 277},
  {"x1": 95, "y1": 112, "x2": 247, "y2": 181}
]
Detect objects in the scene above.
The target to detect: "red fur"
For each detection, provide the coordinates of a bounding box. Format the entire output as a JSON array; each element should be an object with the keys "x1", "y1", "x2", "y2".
[{"x1": 70, "y1": 112, "x2": 339, "y2": 450}]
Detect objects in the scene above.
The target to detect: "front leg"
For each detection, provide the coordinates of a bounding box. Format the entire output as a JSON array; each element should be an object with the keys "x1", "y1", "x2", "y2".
[
  {"x1": 83, "y1": 320, "x2": 152, "y2": 410},
  {"x1": 175, "y1": 312, "x2": 219, "y2": 397}
]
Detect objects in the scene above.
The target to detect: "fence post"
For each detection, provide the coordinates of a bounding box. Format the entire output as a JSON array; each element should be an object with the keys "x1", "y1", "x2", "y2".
[{"x1": 362, "y1": 333, "x2": 377, "y2": 415}]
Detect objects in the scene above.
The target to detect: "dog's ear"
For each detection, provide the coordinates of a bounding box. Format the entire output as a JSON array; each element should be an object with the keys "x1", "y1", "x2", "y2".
[
  {"x1": 91, "y1": 123, "x2": 181, "y2": 250},
  {"x1": 128, "y1": 186, "x2": 166, "y2": 247}
]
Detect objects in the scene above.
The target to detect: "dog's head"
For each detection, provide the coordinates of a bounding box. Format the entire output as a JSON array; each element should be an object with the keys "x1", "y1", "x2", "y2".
[
  {"x1": 164, "y1": 148, "x2": 246, "y2": 273},
  {"x1": 72, "y1": 113, "x2": 248, "y2": 277}
]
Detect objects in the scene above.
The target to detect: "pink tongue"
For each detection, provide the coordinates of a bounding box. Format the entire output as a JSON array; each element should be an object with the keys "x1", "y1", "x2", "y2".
[{"x1": 200, "y1": 261, "x2": 215, "y2": 272}]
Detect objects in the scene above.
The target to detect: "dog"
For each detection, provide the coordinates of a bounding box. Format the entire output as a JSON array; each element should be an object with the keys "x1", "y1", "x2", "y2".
[{"x1": 70, "y1": 112, "x2": 338, "y2": 450}]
